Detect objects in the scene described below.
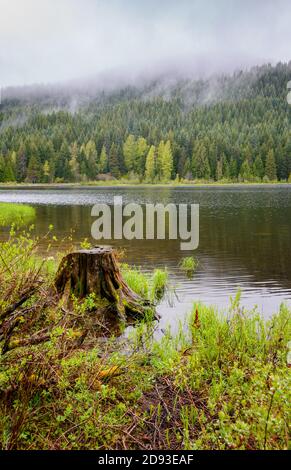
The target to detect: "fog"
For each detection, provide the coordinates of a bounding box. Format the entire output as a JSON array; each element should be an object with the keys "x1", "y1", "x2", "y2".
[{"x1": 0, "y1": 0, "x2": 290, "y2": 87}]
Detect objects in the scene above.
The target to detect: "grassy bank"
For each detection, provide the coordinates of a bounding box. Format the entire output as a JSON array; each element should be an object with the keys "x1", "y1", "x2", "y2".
[
  {"x1": 0, "y1": 203, "x2": 36, "y2": 228},
  {"x1": 0, "y1": 181, "x2": 291, "y2": 190},
  {"x1": 0, "y1": 231, "x2": 290, "y2": 450}
]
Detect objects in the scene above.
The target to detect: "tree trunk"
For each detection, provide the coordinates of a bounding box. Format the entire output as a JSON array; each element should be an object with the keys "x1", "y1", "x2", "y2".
[{"x1": 54, "y1": 246, "x2": 151, "y2": 320}]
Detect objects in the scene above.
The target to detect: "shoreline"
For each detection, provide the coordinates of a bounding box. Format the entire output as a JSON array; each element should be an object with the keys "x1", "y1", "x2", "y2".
[
  {"x1": 0, "y1": 181, "x2": 291, "y2": 190},
  {"x1": 0, "y1": 208, "x2": 290, "y2": 450}
]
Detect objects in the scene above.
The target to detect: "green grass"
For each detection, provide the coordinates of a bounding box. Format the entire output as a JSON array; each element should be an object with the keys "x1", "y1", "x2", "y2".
[
  {"x1": 0, "y1": 298, "x2": 289, "y2": 450},
  {"x1": 0, "y1": 233, "x2": 290, "y2": 450},
  {"x1": 179, "y1": 256, "x2": 199, "y2": 277},
  {"x1": 0, "y1": 181, "x2": 290, "y2": 189},
  {"x1": 0, "y1": 203, "x2": 36, "y2": 227},
  {"x1": 122, "y1": 265, "x2": 168, "y2": 301}
]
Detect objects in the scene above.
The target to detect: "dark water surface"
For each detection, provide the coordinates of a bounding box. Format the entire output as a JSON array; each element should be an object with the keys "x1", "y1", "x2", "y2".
[{"x1": 1, "y1": 185, "x2": 291, "y2": 330}]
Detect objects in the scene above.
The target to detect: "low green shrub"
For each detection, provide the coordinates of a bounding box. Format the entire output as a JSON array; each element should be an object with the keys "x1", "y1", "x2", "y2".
[{"x1": 0, "y1": 203, "x2": 36, "y2": 228}]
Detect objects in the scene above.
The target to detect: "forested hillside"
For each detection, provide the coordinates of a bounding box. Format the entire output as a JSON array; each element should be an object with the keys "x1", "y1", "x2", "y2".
[{"x1": 0, "y1": 62, "x2": 290, "y2": 183}]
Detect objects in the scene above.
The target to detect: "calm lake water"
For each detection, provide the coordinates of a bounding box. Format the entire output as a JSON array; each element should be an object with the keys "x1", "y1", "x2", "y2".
[{"x1": 1, "y1": 185, "x2": 291, "y2": 331}]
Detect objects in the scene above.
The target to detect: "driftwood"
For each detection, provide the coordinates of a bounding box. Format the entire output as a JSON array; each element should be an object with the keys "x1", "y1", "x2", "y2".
[
  {"x1": 0, "y1": 271, "x2": 46, "y2": 354},
  {"x1": 0, "y1": 284, "x2": 41, "y2": 322},
  {"x1": 54, "y1": 246, "x2": 151, "y2": 320}
]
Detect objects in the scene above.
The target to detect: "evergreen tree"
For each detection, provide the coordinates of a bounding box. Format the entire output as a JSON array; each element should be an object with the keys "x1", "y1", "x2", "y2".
[
  {"x1": 69, "y1": 143, "x2": 80, "y2": 182},
  {"x1": 156, "y1": 141, "x2": 165, "y2": 181},
  {"x1": 145, "y1": 146, "x2": 156, "y2": 182},
  {"x1": 265, "y1": 149, "x2": 277, "y2": 181},
  {"x1": 229, "y1": 158, "x2": 238, "y2": 180},
  {"x1": 253, "y1": 155, "x2": 264, "y2": 179},
  {"x1": 108, "y1": 143, "x2": 120, "y2": 177},
  {"x1": 84, "y1": 140, "x2": 98, "y2": 179},
  {"x1": 0, "y1": 156, "x2": 5, "y2": 182},
  {"x1": 123, "y1": 135, "x2": 136, "y2": 172},
  {"x1": 56, "y1": 141, "x2": 70, "y2": 181},
  {"x1": 284, "y1": 138, "x2": 291, "y2": 179},
  {"x1": 216, "y1": 159, "x2": 223, "y2": 181},
  {"x1": 26, "y1": 155, "x2": 42, "y2": 183},
  {"x1": 0, "y1": 63, "x2": 289, "y2": 184},
  {"x1": 183, "y1": 158, "x2": 192, "y2": 180},
  {"x1": 192, "y1": 143, "x2": 210, "y2": 179},
  {"x1": 223, "y1": 158, "x2": 230, "y2": 179},
  {"x1": 239, "y1": 158, "x2": 253, "y2": 181},
  {"x1": 10, "y1": 151, "x2": 17, "y2": 176},
  {"x1": 3, "y1": 162, "x2": 15, "y2": 182},
  {"x1": 43, "y1": 160, "x2": 51, "y2": 183},
  {"x1": 136, "y1": 137, "x2": 148, "y2": 176},
  {"x1": 98, "y1": 145, "x2": 108, "y2": 173},
  {"x1": 161, "y1": 140, "x2": 173, "y2": 181},
  {"x1": 16, "y1": 145, "x2": 27, "y2": 182}
]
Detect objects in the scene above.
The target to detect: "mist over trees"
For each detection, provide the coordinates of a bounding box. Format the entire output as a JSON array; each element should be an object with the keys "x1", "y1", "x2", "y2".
[{"x1": 0, "y1": 63, "x2": 290, "y2": 184}]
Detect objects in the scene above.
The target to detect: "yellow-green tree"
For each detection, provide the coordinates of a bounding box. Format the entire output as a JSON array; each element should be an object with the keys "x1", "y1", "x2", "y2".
[
  {"x1": 123, "y1": 135, "x2": 136, "y2": 173},
  {"x1": 161, "y1": 140, "x2": 173, "y2": 181},
  {"x1": 69, "y1": 142, "x2": 80, "y2": 181},
  {"x1": 136, "y1": 137, "x2": 149, "y2": 176},
  {"x1": 145, "y1": 146, "x2": 156, "y2": 182},
  {"x1": 43, "y1": 160, "x2": 51, "y2": 183},
  {"x1": 156, "y1": 141, "x2": 165, "y2": 180},
  {"x1": 84, "y1": 140, "x2": 98, "y2": 179},
  {"x1": 98, "y1": 145, "x2": 108, "y2": 173},
  {"x1": 265, "y1": 149, "x2": 277, "y2": 181}
]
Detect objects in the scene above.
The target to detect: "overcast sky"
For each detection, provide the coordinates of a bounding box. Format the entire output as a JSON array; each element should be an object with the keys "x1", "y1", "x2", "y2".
[{"x1": 0, "y1": 0, "x2": 290, "y2": 87}]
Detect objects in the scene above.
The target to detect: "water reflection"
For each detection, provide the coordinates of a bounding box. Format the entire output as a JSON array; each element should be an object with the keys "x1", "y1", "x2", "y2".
[{"x1": 0, "y1": 185, "x2": 291, "y2": 326}]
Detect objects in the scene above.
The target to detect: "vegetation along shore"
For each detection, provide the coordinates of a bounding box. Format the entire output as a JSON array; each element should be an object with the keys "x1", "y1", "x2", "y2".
[
  {"x1": 0, "y1": 222, "x2": 290, "y2": 450},
  {"x1": 1, "y1": 64, "x2": 290, "y2": 185}
]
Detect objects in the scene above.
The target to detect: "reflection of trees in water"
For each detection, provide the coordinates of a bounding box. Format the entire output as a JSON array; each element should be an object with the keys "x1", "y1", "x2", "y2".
[
  {"x1": 36, "y1": 201, "x2": 291, "y2": 288},
  {"x1": 199, "y1": 206, "x2": 291, "y2": 288},
  {"x1": 36, "y1": 205, "x2": 91, "y2": 237}
]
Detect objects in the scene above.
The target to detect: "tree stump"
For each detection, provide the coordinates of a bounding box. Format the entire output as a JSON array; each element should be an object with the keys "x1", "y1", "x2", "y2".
[{"x1": 54, "y1": 246, "x2": 152, "y2": 320}]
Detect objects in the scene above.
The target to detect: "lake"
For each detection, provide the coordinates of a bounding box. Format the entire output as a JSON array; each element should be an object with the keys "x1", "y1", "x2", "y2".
[{"x1": 1, "y1": 185, "x2": 291, "y2": 332}]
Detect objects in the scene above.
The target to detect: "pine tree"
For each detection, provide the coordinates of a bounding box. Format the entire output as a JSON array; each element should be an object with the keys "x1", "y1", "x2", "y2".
[
  {"x1": 239, "y1": 158, "x2": 252, "y2": 181},
  {"x1": 56, "y1": 141, "x2": 70, "y2": 181},
  {"x1": 161, "y1": 140, "x2": 173, "y2": 181},
  {"x1": 136, "y1": 137, "x2": 148, "y2": 176},
  {"x1": 229, "y1": 158, "x2": 238, "y2": 180},
  {"x1": 285, "y1": 138, "x2": 291, "y2": 178},
  {"x1": 0, "y1": 63, "x2": 289, "y2": 184},
  {"x1": 10, "y1": 151, "x2": 17, "y2": 175},
  {"x1": 192, "y1": 143, "x2": 210, "y2": 179},
  {"x1": 145, "y1": 146, "x2": 156, "y2": 182},
  {"x1": 265, "y1": 149, "x2": 277, "y2": 181},
  {"x1": 69, "y1": 143, "x2": 80, "y2": 182},
  {"x1": 156, "y1": 141, "x2": 165, "y2": 181},
  {"x1": 216, "y1": 159, "x2": 223, "y2": 181},
  {"x1": 0, "y1": 156, "x2": 5, "y2": 182},
  {"x1": 98, "y1": 145, "x2": 108, "y2": 173},
  {"x1": 253, "y1": 155, "x2": 264, "y2": 179},
  {"x1": 26, "y1": 155, "x2": 42, "y2": 183},
  {"x1": 108, "y1": 143, "x2": 120, "y2": 177},
  {"x1": 79, "y1": 144, "x2": 87, "y2": 178},
  {"x1": 84, "y1": 140, "x2": 98, "y2": 179},
  {"x1": 3, "y1": 162, "x2": 15, "y2": 182},
  {"x1": 43, "y1": 160, "x2": 51, "y2": 183},
  {"x1": 183, "y1": 158, "x2": 192, "y2": 180},
  {"x1": 16, "y1": 145, "x2": 27, "y2": 182},
  {"x1": 123, "y1": 135, "x2": 136, "y2": 173},
  {"x1": 223, "y1": 158, "x2": 230, "y2": 180}
]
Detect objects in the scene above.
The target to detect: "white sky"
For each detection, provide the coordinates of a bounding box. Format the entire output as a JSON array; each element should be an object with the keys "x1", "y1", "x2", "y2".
[{"x1": 0, "y1": 0, "x2": 290, "y2": 86}]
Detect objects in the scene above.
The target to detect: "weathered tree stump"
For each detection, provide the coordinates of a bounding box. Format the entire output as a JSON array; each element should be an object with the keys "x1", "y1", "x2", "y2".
[{"x1": 54, "y1": 246, "x2": 151, "y2": 320}]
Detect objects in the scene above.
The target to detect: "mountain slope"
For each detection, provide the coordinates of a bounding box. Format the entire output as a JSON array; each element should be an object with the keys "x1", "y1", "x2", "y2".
[{"x1": 0, "y1": 62, "x2": 290, "y2": 183}]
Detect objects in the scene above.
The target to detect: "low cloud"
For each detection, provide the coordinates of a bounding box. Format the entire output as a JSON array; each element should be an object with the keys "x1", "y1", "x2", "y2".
[{"x1": 0, "y1": 0, "x2": 290, "y2": 87}]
